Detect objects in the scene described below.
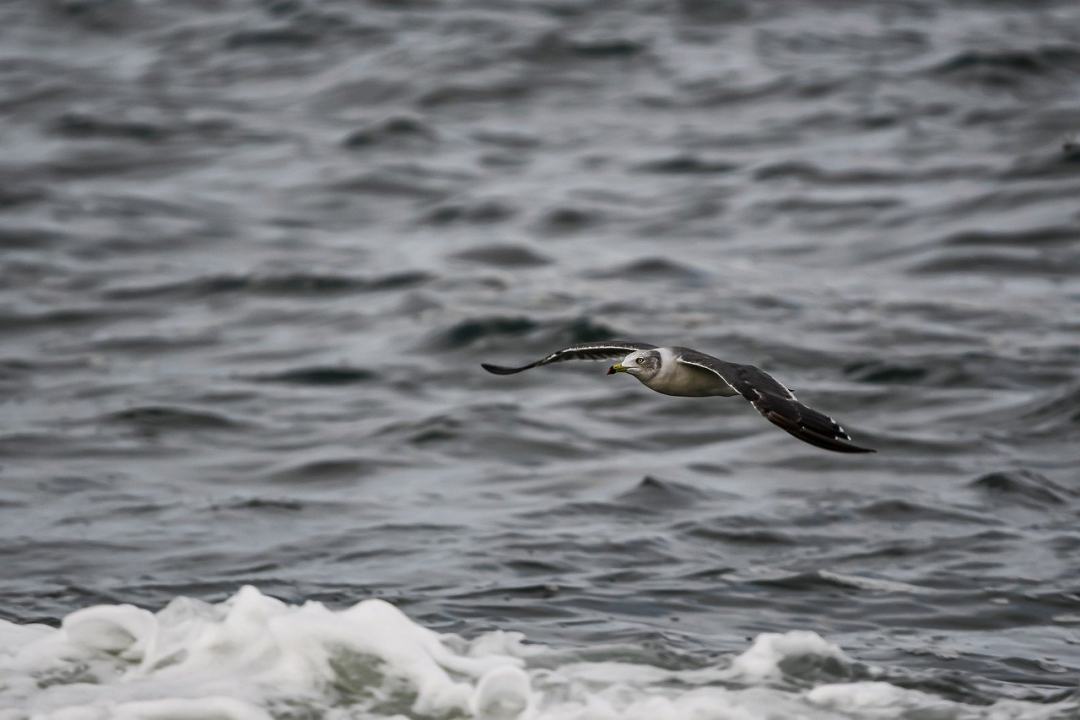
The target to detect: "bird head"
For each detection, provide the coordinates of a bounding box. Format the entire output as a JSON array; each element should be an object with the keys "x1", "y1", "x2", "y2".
[{"x1": 608, "y1": 350, "x2": 661, "y2": 380}]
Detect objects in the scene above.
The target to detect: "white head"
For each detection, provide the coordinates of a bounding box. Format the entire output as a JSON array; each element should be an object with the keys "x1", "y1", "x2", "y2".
[{"x1": 608, "y1": 349, "x2": 662, "y2": 382}]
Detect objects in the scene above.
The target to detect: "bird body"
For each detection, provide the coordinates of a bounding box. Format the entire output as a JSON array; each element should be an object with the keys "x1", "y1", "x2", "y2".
[
  {"x1": 617, "y1": 347, "x2": 738, "y2": 397},
  {"x1": 482, "y1": 340, "x2": 875, "y2": 454}
]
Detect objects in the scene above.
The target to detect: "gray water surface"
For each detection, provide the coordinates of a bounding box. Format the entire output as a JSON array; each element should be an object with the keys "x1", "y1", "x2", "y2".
[{"x1": 2, "y1": 0, "x2": 1080, "y2": 710}]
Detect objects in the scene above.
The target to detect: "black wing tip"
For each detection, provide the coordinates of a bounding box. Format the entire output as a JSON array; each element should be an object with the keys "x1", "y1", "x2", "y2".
[
  {"x1": 481, "y1": 363, "x2": 523, "y2": 375},
  {"x1": 798, "y1": 425, "x2": 878, "y2": 454},
  {"x1": 830, "y1": 429, "x2": 877, "y2": 454},
  {"x1": 804, "y1": 429, "x2": 877, "y2": 454},
  {"x1": 759, "y1": 405, "x2": 877, "y2": 455},
  {"x1": 482, "y1": 362, "x2": 542, "y2": 375},
  {"x1": 794, "y1": 428, "x2": 877, "y2": 454},
  {"x1": 828, "y1": 441, "x2": 877, "y2": 454}
]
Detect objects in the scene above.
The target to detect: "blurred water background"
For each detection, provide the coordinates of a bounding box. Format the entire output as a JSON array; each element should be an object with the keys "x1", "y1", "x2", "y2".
[{"x1": 2, "y1": 0, "x2": 1080, "y2": 717}]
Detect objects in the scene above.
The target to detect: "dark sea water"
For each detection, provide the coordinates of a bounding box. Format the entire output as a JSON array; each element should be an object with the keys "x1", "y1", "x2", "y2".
[{"x1": 2, "y1": 1, "x2": 1080, "y2": 717}]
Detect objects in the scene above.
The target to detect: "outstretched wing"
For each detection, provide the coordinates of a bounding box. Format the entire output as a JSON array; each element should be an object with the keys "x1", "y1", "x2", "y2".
[
  {"x1": 676, "y1": 350, "x2": 875, "y2": 454},
  {"x1": 481, "y1": 340, "x2": 656, "y2": 375}
]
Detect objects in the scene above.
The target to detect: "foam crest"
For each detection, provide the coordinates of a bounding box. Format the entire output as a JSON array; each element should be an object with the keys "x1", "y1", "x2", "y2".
[
  {"x1": 0, "y1": 587, "x2": 1074, "y2": 720},
  {"x1": 1, "y1": 586, "x2": 521, "y2": 719},
  {"x1": 729, "y1": 630, "x2": 849, "y2": 681}
]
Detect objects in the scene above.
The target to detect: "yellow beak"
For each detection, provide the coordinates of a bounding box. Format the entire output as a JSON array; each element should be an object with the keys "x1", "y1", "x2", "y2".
[{"x1": 607, "y1": 362, "x2": 626, "y2": 375}]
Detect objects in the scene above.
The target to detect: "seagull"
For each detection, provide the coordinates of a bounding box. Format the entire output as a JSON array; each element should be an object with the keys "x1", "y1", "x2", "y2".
[{"x1": 482, "y1": 341, "x2": 875, "y2": 454}]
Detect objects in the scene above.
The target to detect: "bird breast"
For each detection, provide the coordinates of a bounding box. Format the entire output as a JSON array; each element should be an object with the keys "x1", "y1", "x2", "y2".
[{"x1": 640, "y1": 348, "x2": 738, "y2": 397}]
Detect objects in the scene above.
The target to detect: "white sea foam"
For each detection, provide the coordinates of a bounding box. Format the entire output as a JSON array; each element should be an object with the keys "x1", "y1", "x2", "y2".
[
  {"x1": 727, "y1": 629, "x2": 848, "y2": 681},
  {"x1": 0, "y1": 586, "x2": 1072, "y2": 720}
]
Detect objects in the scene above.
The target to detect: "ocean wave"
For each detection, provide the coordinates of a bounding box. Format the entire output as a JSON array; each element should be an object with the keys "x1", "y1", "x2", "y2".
[
  {"x1": 104, "y1": 272, "x2": 431, "y2": 301},
  {"x1": 2, "y1": 0, "x2": 1080, "y2": 714},
  {"x1": 2, "y1": 586, "x2": 1072, "y2": 720},
  {"x1": 245, "y1": 366, "x2": 378, "y2": 386},
  {"x1": 449, "y1": 244, "x2": 551, "y2": 268},
  {"x1": 930, "y1": 45, "x2": 1080, "y2": 88},
  {"x1": 969, "y1": 470, "x2": 1076, "y2": 507},
  {"x1": 102, "y1": 405, "x2": 249, "y2": 433},
  {"x1": 425, "y1": 315, "x2": 621, "y2": 352}
]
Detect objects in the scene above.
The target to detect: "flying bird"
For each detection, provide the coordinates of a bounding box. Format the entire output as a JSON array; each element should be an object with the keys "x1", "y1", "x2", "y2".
[{"x1": 482, "y1": 341, "x2": 875, "y2": 454}]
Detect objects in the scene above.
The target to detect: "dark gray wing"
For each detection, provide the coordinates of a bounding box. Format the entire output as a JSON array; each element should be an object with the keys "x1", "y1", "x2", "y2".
[
  {"x1": 482, "y1": 340, "x2": 656, "y2": 375},
  {"x1": 676, "y1": 349, "x2": 875, "y2": 454}
]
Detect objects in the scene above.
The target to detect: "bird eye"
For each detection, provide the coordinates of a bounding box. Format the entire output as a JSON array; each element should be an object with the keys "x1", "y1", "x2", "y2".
[{"x1": 636, "y1": 357, "x2": 645, "y2": 365}]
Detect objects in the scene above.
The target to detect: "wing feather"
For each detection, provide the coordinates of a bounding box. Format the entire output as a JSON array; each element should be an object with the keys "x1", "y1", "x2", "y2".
[
  {"x1": 481, "y1": 340, "x2": 656, "y2": 375},
  {"x1": 676, "y1": 350, "x2": 875, "y2": 454}
]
